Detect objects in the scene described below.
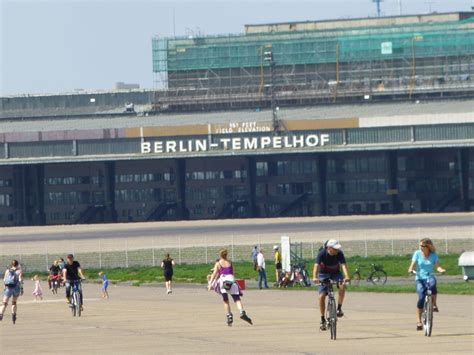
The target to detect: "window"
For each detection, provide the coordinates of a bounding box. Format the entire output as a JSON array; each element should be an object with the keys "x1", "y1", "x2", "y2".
[
  {"x1": 256, "y1": 183, "x2": 266, "y2": 197},
  {"x1": 256, "y1": 162, "x2": 268, "y2": 177},
  {"x1": 0, "y1": 194, "x2": 12, "y2": 206},
  {"x1": 0, "y1": 179, "x2": 12, "y2": 187},
  {"x1": 276, "y1": 183, "x2": 290, "y2": 195}
]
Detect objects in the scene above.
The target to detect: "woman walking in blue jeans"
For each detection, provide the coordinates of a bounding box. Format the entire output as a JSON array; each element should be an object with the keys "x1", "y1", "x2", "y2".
[{"x1": 408, "y1": 238, "x2": 446, "y2": 331}]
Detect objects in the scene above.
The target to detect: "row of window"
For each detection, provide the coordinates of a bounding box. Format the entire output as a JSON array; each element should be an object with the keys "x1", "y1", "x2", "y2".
[
  {"x1": 186, "y1": 170, "x2": 247, "y2": 181},
  {"x1": 47, "y1": 191, "x2": 104, "y2": 206},
  {"x1": 398, "y1": 157, "x2": 458, "y2": 172},
  {"x1": 327, "y1": 179, "x2": 388, "y2": 195},
  {"x1": 190, "y1": 205, "x2": 218, "y2": 216},
  {"x1": 256, "y1": 182, "x2": 319, "y2": 197},
  {"x1": 398, "y1": 178, "x2": 458, "y2": 193},
  {"x1": 186, "y1": 185, "x2": 248, "y2": 201},
  {"x1": 0, "y1": 179, "x2": 12, "y2": 187},
  {"x1": 115, "y1": 173, "x2": 174, "y2": 183},
  {"x1": 115, "y1": 188, "x2": 176, "y2": 203},
  {"x1": 49, "y1": 211, "x2": 76, "y2": 221},
  {"x1": 45, "y1": 176, "x2": 100, "y2": 186},
  {"x1": 327, "y1": 157, "x2": 386, "y2": 174},
  {"x1": 0, "y1": 194, "x2": 13, "y2": 207},
  {"x1": 256, "y1": 160, "x2": 318, "y2": 177}
]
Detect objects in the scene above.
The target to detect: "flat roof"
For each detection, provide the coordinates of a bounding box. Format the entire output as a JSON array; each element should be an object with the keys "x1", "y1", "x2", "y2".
[
  {"x1": 1, "y1": 99, "x2": 473, "y2": 134},
  {"x1": 244, "y1": 11, "x2": 474, "y2": 28}
]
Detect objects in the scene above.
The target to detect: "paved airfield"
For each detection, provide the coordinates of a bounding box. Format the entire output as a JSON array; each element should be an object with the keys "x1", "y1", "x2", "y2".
[
  {"x1": 1, "y1": 213, "x2": 473, "y2": 243},
  {"x1": 2, "y1": 282, "x2": 472, "y2": 354}
]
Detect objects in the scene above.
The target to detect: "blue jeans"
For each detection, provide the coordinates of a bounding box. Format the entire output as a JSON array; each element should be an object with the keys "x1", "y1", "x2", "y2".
[
  {"x1": 258, "y1": 268, "x2": 268, "y2": 288},
  {"x1": 416, "y1": 277, "x2": 437, "y2": 309},
  {"x1": 66, "y1": 280, "x2": 83, "y2": 305}
]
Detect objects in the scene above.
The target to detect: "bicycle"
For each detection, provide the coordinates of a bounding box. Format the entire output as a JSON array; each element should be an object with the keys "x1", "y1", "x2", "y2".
[
  {"x1": 352, "y1": 263, "x2": 387, "y2": 285},
  {"x1": 69, "y1": 280, "x2": 83, "y2": 317},
  {"x1": 319, "y1": 279, "x2": 338, "y2": 340},
  {"x1": 412, "y1": 271, "x2": 439, "y2": 337},
  {"x1": 51, "y1": 275, "x2": 61, "y2": 295}
]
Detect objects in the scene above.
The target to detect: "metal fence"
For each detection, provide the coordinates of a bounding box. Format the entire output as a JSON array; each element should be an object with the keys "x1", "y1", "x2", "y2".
[{"x1": 1, "y1": 233, "x2": 472, "y2": 272}]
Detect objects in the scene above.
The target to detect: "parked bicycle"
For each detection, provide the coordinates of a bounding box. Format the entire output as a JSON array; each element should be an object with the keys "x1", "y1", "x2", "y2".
[
  {"x1": 278, "y1": 263, "x2": 311, "y2": 288},
  {"x1": 69, "y1": 280, "x2": 83, "y2": 317},
  {"x1": 352, "y1": 263, "x2": 387, "y2": 285}
]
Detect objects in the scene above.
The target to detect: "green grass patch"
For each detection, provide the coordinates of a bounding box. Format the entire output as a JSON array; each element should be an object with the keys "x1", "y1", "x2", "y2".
[
  {"x1": 23, "y1": 254, "x2": 465, "y2": 289},
  {"x1": 347, "y1": 282, "x2": 473, "y2": 295}
]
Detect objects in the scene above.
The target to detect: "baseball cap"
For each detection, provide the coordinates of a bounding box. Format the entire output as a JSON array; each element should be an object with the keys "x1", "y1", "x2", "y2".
[{"x1": 326, "y1": 239, "x2": 342, "y2": 250}]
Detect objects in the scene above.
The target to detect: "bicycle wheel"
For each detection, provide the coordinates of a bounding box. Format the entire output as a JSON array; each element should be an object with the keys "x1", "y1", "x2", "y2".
[
  {"x1": 71, "y1": 293, "x2": 76, "y2": 317},
  {"x1": 424, "y1": 296, "x2": 433, "y2": 337},
  {"x1": 329, "y1": 298, "x2": 337, "y2": 340},
  {"x1": 352, "y1": 272, "x2": 361, "y2": 286},
  {"x1": 75, "y1": 291, "x2": 82, "y2": 317},
  {"x1": 369, "y1": 270, "x2": 387, "y2": 285}
]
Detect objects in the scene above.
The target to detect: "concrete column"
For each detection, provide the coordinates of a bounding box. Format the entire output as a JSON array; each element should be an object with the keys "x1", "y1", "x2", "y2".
[
  {"x1": 104, "y1": 161, "x2": 117, "y2": 222},
  {"x1": 458, "y1": 148, "x2": 469, "y2": 211},
  {"x1": 387, "y1": 150, "x2": 401, "y2": 213},
  {"x1": 247, "y1": 156, "x2": 258, "y2": 217},
  {"x1": 318, "y1": 154, "x2": 328, "y2": 215},
  {"x1": 176, "y1": 159, "x2": 188, "y2": 220}
]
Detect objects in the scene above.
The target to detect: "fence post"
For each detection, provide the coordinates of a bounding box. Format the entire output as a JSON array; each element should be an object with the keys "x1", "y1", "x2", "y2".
[
  {"x1": 231, "y1": 235, "x2": 234, "y2": 260},
  {"x1": 390, "y1": 229, "x2": 394, "y2": 256},
  {"x1": 99, "y1": 240, "x2": 102, "y2": 269},
  {"x1": 257, "y1": 235, "x2": 261, "y2": 249},
  {"x1": 178, "y1": 236, "x2": 182, "y2": 264},
  {"x1": 444, "y1": 227, "x2": 448, "y2": 255},
  {"x1": 205, "y1": 236, "x2": 208, "y2": 264},
  {"x1": 364, "y1": 239, "x2": 368, "y2": 258},
  {"x1": 45, "y1": 245, "x2": 49, "y2": 272},
  {"x1": 125, "y1": 239, "x2": 129, "y2": 268},
  {"x1": 152, "y1": 238, "x2": 156, "y2": 267},
  {"x1": 311, "y1": 241, "x2": 314, "y2": 259}
]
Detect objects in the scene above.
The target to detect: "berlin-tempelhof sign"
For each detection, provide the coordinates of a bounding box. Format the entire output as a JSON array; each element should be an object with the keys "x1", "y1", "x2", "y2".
[{"x1": 141, "y1": 134, "x2": 330, "y2": 154}]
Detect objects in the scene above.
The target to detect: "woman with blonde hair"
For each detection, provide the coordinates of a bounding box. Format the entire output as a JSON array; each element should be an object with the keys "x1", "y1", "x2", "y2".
[
  {"x1": 408, "y1": 238, "x2": 446, "y2": 331},
  {"x1": 208, "y1": 248, "x2": 253, "y2": 327}
]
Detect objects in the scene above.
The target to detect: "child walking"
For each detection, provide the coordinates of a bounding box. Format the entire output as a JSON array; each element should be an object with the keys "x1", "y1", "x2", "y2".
[
  {"x1": 208, "y1": 249, "x2": 253, "y2": 327},
  {"x1": 32, "y1": 275, "x2": 43, "y2": 301},
  {"x1": 99, "y1": 272, "x2": 109, "y2": 299}
]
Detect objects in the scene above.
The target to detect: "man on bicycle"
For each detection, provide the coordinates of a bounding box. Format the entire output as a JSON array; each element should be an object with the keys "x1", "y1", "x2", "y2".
[
  {"x1": 62, "y1": 254, "x2": 85, "y2": 309},
  {"x1": 312, "y1": 240, "x2": 350, "y2": 331}
]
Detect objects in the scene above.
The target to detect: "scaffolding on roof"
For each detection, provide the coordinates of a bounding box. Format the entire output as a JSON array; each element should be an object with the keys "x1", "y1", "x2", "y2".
[{"x1": 152, "y1": 16, "x2": 474, "y2": 111}]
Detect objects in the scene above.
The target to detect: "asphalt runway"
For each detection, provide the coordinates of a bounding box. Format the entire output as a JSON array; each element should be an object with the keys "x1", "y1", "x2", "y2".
[
  {"x1": 1, "y1": 281, "x2": 473, "y2": 354},
  {"x1": 1, "y1": 213, "x2": 473, "y2": 243}
]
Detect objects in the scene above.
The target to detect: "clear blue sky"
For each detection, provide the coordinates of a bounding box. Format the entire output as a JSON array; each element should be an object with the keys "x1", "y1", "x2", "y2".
[{"x1": 1, "y1": 0, "x2": 473, "y2": 95}]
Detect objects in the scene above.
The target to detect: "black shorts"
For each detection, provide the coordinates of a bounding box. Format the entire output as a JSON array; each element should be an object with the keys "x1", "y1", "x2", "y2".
[
  {"x1": 164, "y1": 272, "x2": 173, "y2": 282},
  {"x1": 275, "y1": 262, "x2": 282, "y2": 270}
]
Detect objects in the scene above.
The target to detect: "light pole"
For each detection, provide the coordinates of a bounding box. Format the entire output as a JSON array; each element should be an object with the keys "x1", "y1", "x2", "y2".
[{"x1": 264, "y1": 50, "x2": 278, "y2": 132}]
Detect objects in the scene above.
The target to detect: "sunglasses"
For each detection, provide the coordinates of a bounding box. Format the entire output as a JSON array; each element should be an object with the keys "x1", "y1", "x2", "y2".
[{"x1": 420, "y1": 245, "x2": 428, "y2": 248}]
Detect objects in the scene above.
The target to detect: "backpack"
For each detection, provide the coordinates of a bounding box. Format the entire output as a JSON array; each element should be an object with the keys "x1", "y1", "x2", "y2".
[
  {"x1": 318, "y1": 240, "x2": 329, "y2": 253},
  {"x1": 4, "y1": 269, "x2": 19, "y2": 287}
]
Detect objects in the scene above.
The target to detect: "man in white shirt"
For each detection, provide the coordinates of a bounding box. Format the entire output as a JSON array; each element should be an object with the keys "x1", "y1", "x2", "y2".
[{"x1": 257, "y1": 249, "x2": 269, "y2": 289}]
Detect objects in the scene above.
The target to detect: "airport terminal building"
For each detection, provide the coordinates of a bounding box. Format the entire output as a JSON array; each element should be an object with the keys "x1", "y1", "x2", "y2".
[{"x1": 1, "y1": 12, "x2": 473, "y2": 226}]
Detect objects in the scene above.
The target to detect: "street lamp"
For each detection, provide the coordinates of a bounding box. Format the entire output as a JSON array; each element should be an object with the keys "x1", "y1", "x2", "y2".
[{"x1": 263, "y1": 50, "x2": 278, "y2": 132}]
